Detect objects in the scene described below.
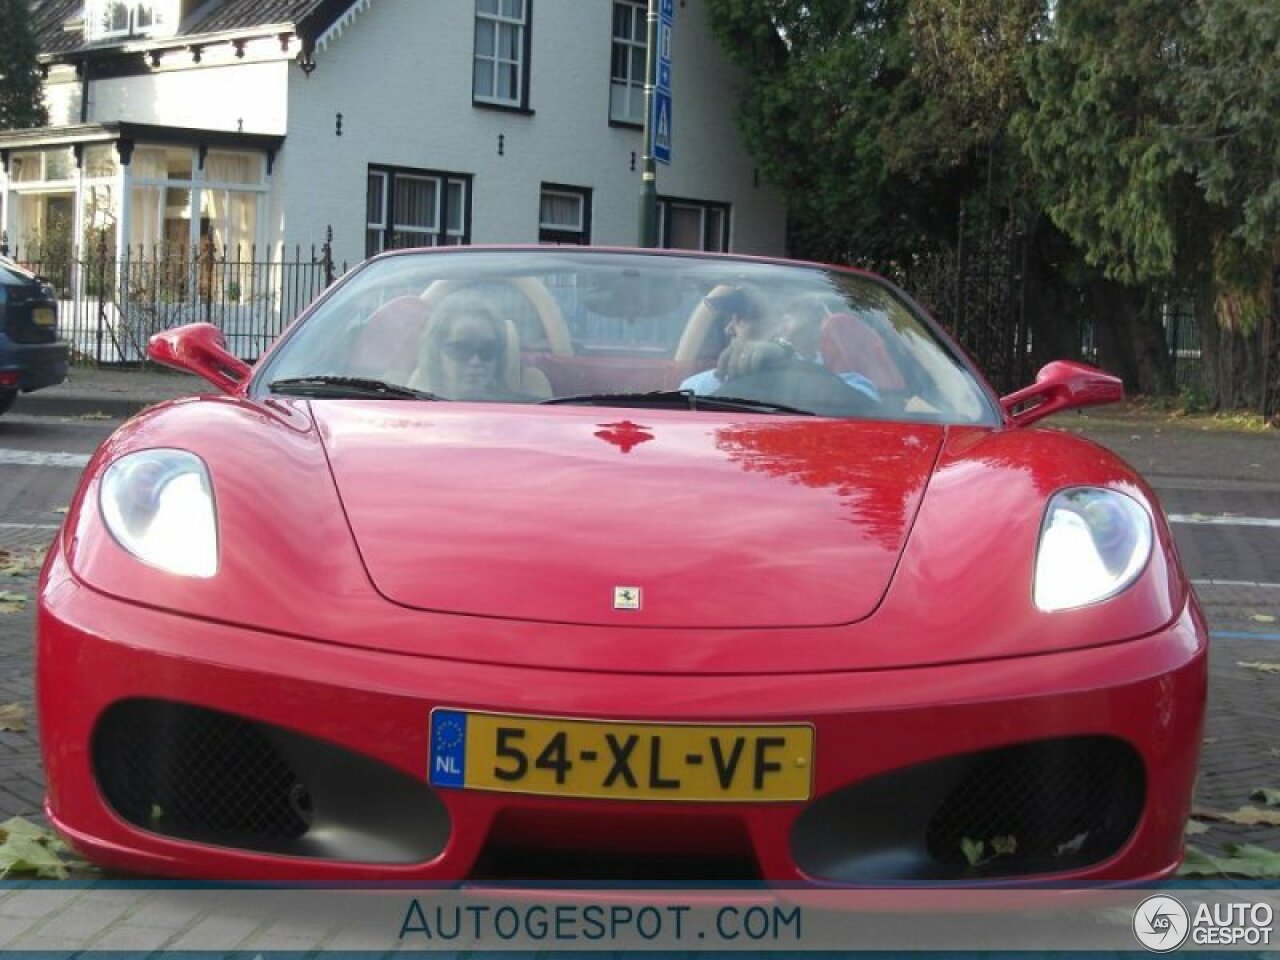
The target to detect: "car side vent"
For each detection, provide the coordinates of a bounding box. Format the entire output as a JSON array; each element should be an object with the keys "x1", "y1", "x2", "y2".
[
  {"x1": 92, "y1": 698, "x2": 452, "y2": 863},
  {"x1": 94, "y1": 699, "x2": 310, "y2": 843},
  {"x1": 925, "y1": 736, "x2": 1145, "y2": 872},
  {"x1": 792, "y1": 735, "x2": 1145, "y2": 882}
]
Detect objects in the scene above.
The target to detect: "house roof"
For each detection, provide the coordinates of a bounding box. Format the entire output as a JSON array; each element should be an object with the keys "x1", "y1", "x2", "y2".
[{"x1": 30, "y1": 0, "x2": 359, "y2": 59}]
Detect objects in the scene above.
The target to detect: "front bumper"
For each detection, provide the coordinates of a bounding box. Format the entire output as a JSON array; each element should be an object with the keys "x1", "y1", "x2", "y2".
[
  {"x1": 0, "y1": 335, "x2": 69, "y2": 393},
  {"x1": 38, "y1": 549, "x2": 1207, "y2": 885}
]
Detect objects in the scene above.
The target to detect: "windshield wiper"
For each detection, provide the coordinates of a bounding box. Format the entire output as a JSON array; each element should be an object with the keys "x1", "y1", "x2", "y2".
[
  {"x1": 540, "y1": 390, "x2": 814, "y2": 416},
  {"x1": 268, "y1": 376, "x2": 442, "y2": 400},
  {"x1": 701, "y1": 394, "x2": 815, "y2": 416},
  {"x1": 541, "y1": 389, "x2": 700, "y2": 409}
]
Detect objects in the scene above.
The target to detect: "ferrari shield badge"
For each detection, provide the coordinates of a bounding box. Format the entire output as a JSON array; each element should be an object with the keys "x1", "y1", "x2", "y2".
[{"x1": 613, "y1": 586, "x2": 642, "y2": 610}]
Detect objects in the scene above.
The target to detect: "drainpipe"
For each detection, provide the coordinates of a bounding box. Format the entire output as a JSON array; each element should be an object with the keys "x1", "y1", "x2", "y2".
[{"x1": 79, "y1": 55, "x2": 91, "y2": 123}]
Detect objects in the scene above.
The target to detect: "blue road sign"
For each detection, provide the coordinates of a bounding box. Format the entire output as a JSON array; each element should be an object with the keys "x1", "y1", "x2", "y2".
[
  {"x1": 654, "y1": 89, "x2": 672, "y2": 165},
  {"x1": 655, "y1": 0, "x2": 674, "y2": 164}
]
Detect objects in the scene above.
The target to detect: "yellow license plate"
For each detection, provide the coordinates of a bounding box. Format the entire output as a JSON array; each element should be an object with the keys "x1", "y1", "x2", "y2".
[
  {"x1": 33, "y1": 307, "x2": 55, "y2": 326},
  {"x1": 429, "y1": 710, "x2": 813, "y2": 802}
]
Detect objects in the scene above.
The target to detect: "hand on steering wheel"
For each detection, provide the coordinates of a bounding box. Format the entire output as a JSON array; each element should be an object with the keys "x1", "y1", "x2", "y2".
[{"x1": 716, "y1": 338, "x2": 798, "y2": 382}]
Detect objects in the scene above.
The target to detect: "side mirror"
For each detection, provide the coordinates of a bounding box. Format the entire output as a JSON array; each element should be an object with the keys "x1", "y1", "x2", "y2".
[
  {"x1": 1000, "y1": 360, "x2": 1123, "y2": 428},
  {"x1": 148, "y1": 323, "x2": 251, "y2": 394}
]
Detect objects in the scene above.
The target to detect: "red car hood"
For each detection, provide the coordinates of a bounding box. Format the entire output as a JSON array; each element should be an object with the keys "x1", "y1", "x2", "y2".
[{"x1": 317, "y1": 404, "x2": 942, "y2": 628}]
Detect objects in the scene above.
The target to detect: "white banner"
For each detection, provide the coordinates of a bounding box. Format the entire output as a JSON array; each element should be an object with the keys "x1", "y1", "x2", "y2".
[{"x1": 0, "y1": 886, "x2": 1276, "y2": 952}]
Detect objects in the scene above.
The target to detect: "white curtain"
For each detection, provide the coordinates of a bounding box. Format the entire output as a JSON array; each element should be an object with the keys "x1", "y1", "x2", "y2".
[
  {"x1": 205, "y1": 152, "x2": 258, "y2": 186},
  {"x1": 131, "y1": 147, "x2": 168, "y2": 181},
  {"x1": 128, "y1": 185, "x2": 161, "y2": 253}
]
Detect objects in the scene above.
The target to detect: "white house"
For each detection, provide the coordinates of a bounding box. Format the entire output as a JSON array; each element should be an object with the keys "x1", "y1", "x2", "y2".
[{"x1": 3, "y1": 0, "x2": 785, "y2": 271}]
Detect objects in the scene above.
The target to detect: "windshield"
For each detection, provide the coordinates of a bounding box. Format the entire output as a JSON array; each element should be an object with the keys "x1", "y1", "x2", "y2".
[{"x1": 254, "y1": 249, "x2": 998, "y2": 423}]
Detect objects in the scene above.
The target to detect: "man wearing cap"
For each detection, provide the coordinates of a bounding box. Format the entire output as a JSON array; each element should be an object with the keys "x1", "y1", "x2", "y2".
[{"x1": 679, "y1": 286, "x2": 774, "y2": 394}]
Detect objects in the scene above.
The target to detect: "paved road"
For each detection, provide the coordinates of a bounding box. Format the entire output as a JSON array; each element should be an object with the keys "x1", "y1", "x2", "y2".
[{"x1": 0, "y1": 397, "x2": 1278, "y2": 870}]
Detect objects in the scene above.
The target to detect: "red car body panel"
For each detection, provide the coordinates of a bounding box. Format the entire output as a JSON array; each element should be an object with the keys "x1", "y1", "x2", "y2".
[
  {"x1": 39, "y1": 536, "x2": 1206, "y2": 882},
  {"x1": 322, "y1": 403, "x2": 943, "y2": 628},
  {"x1": 65, "y1": 398, "x2": 1183, "y2": 673}
]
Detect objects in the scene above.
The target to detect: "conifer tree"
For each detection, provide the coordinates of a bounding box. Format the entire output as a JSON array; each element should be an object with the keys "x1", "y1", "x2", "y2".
[{"x1": 0, "y1": 0, "x2": 48, "y2": 130}]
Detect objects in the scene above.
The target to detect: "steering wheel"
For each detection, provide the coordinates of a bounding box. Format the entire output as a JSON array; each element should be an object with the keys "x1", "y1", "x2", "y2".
[
  {"x1": 420, "y1": 277, "x2": 573, "y2": 356},
  {"x1": 710, "y1": 365, "x2": 879, "y2": 418}
]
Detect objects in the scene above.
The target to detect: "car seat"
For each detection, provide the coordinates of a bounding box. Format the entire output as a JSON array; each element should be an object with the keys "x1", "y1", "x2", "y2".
[{"x1": 820, "y1": 311, "x2": 905, "y2": 392}]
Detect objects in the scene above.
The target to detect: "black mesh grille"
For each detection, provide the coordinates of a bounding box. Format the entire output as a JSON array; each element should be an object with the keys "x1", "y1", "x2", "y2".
[
  {"x1": 925, "y1": 736, "x2": 1144, "y2": 870},
  {"x1": 94, "y1": 700, "x2": 310, "y2": 843}
]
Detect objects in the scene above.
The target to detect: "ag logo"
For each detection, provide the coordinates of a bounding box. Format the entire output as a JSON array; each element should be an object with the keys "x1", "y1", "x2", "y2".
[{"x1": 1133, "y1": 895, "x2": 1190, "y2": 952}]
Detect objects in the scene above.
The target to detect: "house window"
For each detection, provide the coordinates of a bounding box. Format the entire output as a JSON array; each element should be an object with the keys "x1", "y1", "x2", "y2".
[
  {"x1": 538, "y1": 185, "x2": 591, "y2": 245},
  {"x1": 610, "y1": 0, "x2": 646, "y2": 125},
  {"x1": 366, "y1": 166, "x2": 471, "y2": 257},
  {"x1": 87, "y1": 0, "x2": 177, "y2": 41},
  {"x1": 658, "y1": 198, "x2": 730, "y2": 252},
  {"x1": 473, "y1": 0, "x2": 530, "y2": 109},
  {"x1": 127, "y1": 146, "x2": 266, "y2": 300}
]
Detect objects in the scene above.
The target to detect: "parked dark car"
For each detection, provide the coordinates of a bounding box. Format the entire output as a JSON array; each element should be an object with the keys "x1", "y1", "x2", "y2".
[{"x1": 0, "y1": 256, "x2": 69, "y2": 415}]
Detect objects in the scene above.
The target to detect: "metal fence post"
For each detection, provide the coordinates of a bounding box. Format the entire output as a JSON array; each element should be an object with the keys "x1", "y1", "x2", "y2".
[{"x1": 322, "y1": 225, "x2": 334, "y2": 287}]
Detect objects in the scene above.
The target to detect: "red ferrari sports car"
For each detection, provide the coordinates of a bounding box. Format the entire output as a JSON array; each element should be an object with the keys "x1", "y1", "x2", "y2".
[{"x1": 37, "y1": 247, "x2": 1206, "y2": 884}]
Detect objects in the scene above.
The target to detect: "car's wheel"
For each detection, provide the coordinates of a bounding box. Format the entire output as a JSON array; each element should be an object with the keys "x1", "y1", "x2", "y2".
[{"x1": 0, "y1": 391, "x2": 15, "y2": 416}]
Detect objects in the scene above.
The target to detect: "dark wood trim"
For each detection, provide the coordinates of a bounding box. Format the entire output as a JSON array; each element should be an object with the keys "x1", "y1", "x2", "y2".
[
  {"x1": 522, "y1": 0, "x2": 533, "y2": 110},
  {"x1": 538, "y1": 183, "x2": 592, "y2": 245},
  {"x1": 366, "y1": 164, "x2": 475, "y2": 256},
  {"x1": 0, "y1": 123, "x2": 282, "y2": 171},
  {"x1": 472, "y1": 102, "x2": 535, "y2": 118},
  {"x1": 657, "y1": 195, "x2": 732, "y2": 251}
]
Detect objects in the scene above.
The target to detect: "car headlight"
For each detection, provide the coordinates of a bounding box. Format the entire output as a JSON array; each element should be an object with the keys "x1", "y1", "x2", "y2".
[
  {"x1": 1034, "y1": 487, "x2": 1152, "y2": 612},
  {"x1": 99, "y1": 449, "x2": 219, "y2": 578}
]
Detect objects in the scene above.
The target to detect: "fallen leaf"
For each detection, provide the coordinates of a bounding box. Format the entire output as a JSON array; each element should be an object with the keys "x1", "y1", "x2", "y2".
[
  {"x1": 1253, "y1": 788, "x2": 1280, "y2": 807},
  {"x1": 1203, "y1": 737, "x2": 1219, "y2": 744},
  {"x1": 1178, "y1": 845, "x2": 1222, "y2": 877},
  {"x1": 960, "y1": 837, "x2": 984, "y2": 866},
  {"x1": 1193, "y1": 805, "x2": 1280, "y2": 826},
  {"x1": 991, "y1": 835, "x2": 1017, "y2": 856},
  {"x1": 0, "y1": 591, "x2": 26, "y2": 614},
  {"x1": 1254, "y1": 614, "x2": 1278, "y2": 624},
  {"x1": 0, "y1": 547, "x2": 45, "y2": 577},
  {"x1": 1184, "y1": 820, "x2": 1210, "y2": 835},
  {"x1": 0, "y1": 704, "x2": 28, "y2": 733},
  {"x1": 1054, "y1": 831, "x2": 1089, "y2": 856},
  {"x1": 0, "y1": 817, "x2": 70, "y2": 880},
  {"x1": 1238, "y1": 661, "x2": 1280, "y2": 674},
  {"x1": 1178, "y1": 843, "x2": 1280, "y2": 879}
]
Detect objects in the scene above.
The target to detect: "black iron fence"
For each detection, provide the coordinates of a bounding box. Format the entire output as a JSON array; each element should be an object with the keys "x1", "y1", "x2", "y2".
[{"x1": 1, "y1": 233, "x2": 344, "y2": 366}]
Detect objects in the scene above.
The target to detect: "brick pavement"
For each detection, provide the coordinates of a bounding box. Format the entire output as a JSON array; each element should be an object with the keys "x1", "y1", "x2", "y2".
[{"x1": 0, "y1": 375, "x2": 1277, "y2": 879}]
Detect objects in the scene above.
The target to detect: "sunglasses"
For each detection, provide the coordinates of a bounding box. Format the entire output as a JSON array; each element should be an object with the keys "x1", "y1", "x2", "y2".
[{"x1": 442, "y1": 338, "x2": 500, "y2": 363}]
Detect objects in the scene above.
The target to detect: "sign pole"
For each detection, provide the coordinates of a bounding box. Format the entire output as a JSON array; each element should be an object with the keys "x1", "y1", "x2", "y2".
[{"x1": 638, "y1": 0, "x2": 659, "y2": 248}]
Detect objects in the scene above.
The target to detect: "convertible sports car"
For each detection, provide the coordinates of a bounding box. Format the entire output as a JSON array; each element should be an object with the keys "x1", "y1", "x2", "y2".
[{"x1": 37, "y1": 247, "x2": 1206, "y2": 884}]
